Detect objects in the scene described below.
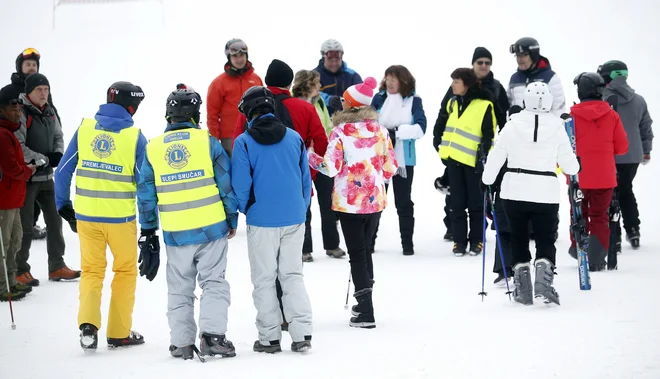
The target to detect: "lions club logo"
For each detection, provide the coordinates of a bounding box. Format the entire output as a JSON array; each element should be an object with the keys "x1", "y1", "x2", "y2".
[
  {"x1": 91, "y1": 134, "x2": 116, "y2": 158},
  {"x1": 165, "y1": 144, "x2": 191, "y2": 169}
]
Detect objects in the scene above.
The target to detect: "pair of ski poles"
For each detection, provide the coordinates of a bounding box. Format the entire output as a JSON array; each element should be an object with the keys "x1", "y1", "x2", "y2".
[{"x1": 1, "y1": 226, "x2": 17, "y2": 330}]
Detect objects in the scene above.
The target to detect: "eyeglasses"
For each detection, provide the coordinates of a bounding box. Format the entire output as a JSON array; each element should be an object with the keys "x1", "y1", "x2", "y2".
[
  {"x1": 228, "y1": 41, "x2": 248, "y2": 55},
  {"x1": 21, "y1": 47, "x2": 40, "y2": 58},
  {"x1": 476, "y1": 60, "x2": 492, "y2": 66},
  {"x1": 324, "y1": 51, "x2": 342, "y2": 60}
]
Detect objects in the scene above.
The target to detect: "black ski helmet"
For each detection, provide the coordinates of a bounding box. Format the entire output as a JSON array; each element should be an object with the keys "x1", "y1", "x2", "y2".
[
  {"x1": 573, "y1": 72, "x2": 605, "y2": 101},
  {"x1": 509, "y1": 37, "x2": 541, "y2": 63},
  {"x1": 238, "y1": 86, "x2": 275, "y2": 120},
  {"x1": 107, "y1": 81, "x2": 144, "y2": 115},
  {"x1": 15, "y1": 48, "x2": 41, "y2": 76},
  {"x1": 597, "y1": 60, "x2": 628, "y2": 83},
  {"x1": 165, "y1": 87, "x2": 203, "y2": 124}
]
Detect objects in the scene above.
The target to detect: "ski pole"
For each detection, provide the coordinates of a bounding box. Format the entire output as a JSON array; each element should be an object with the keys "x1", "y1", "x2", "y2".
[
  {"x1": 0, "y1": 227, "x2": 16, "y2": 330},
  {"x1": 343, "y1": 268, "x2": 352, "y2": 310},
  {"x1": 488, "y1": 189, "x2": 513, "y2": 300},
  {"x1": 478, "y1": 191, "x2": 488, "y2": 301}
]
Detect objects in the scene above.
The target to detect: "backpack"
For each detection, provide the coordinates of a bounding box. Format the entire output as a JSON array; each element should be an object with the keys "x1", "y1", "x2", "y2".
[{"x1": 243, "y1": 93, "x2": 294, "y2": 131}]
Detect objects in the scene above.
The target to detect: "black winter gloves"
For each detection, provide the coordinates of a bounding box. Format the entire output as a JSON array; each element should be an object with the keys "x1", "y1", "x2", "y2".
[
  {"x1": 46, "y1": 152, "x2": 62, "y2": 167},
  {"x1": 327, "y1": 96, "x2": 342, "y2": 112},
  {"x1": 58, "y1": 205, "x2": 77, "y2": 233},
  {"x1": 560, "y1": 113, "x2": 572, "y2": 120},
  {"x1": 138, "y1": 228, "x2": 160, "y2": 281}
]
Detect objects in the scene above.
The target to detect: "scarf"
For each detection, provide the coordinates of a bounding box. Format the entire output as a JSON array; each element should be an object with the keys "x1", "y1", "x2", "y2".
[{"x1": 378, "y1": 93, "x2": 413, "y2": 178}]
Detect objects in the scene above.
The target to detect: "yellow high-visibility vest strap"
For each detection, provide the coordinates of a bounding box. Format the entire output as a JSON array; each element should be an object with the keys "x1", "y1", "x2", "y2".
[
  {"x1": 74, "y1": 118, "x2": 139, "y2": 219},
  {"x1": 146, "y1": 128, "x2": 226, "y2": 232},
  {"x1": 438, "y1": 99, "x2": 493, "y2": 167}
]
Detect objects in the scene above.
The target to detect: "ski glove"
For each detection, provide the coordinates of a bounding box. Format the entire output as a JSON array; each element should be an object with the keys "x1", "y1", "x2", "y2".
[
  {"x1": 138, "y1": 229, "x2": 160, "y2": 281},
  {"x1": 560, "y1": 113, "x2": 572, "y2": 121},
  {"x1": 46, "y1": 152, "x2": 63, "y2": 167},
  {"x1": 328, "y1": 96, "x2": 342, "y2": 111},
  {"x1": 58, "y1": 205, "x2": 77, "y2": 233}
]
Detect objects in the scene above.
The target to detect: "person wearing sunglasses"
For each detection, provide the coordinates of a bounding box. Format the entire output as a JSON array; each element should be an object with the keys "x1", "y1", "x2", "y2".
[
  {"x1": 313, "y1": 39, "x2": 363, "y2": 116},
  {"x1": 14, "y1": 73, "x2": 81, "y2": 286},
  {"x1": 9, "y1": 48, "x2": 57, "y2": 242},
  {"x1": 507, "y1": 37, "x2": 566, "y2": 117},
  {"x1": 206, "y1": 38, "x2": 263, "y2": 159},
  {"x1": 0, "y1": 84, "x2": 37, "y2": 302}
]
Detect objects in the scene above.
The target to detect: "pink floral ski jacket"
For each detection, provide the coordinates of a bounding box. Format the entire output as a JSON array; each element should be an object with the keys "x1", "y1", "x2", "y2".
[{"x1": 308, "y1": 107, "x2": 398, "y2": 214}]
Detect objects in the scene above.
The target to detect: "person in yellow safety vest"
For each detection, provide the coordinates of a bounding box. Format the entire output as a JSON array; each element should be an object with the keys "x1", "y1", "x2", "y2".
[
  {"x1": 438, "y1": 68, "x2": 497, "y2": 257},
  {"x1": 54, "y1": 81, "x2": 147, "y2": 351},
  {"x1": 137, "y1": 84, "x2": 239, "y2": 361}
]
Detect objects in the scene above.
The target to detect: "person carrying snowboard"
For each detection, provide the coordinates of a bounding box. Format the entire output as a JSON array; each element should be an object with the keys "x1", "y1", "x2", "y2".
[
  {"x1": 138, "y1": 85, "x2": 239, "y2": 360},
  {"x1": 569, "y1": 73, "x2": 628, "y2": 271},
  {"x1": 482, "y1": 82, "x2": 579, "y2": 305}
]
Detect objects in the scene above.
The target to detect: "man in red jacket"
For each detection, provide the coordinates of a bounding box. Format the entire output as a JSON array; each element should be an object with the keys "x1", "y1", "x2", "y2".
[
  {"x1": 232, "y1": 59, "x2": 330, "y2": 262},
  {"x1": 570, "y1": 73, "x2": 628, "y2": 271},
  {"x1": 0, "y1": 85, "x2": 37, "y2": 302}
]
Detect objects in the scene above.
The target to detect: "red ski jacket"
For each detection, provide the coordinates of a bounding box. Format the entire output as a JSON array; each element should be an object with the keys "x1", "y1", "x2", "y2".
[
  {"x1": 0, "y1": 118, "x2": 33, "y2": 209},
  {"x1": 570, "y1": 100, "x2": 628, "y2": 189}
]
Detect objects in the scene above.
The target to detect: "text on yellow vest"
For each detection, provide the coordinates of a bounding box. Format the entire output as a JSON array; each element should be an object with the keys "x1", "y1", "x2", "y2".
[
  {"x1": 75, "y1": 118, "x2": 139, "y2": 219},
  {"x1": 439, "y1": 98, "x2": 497, "y2": 167},
  {"x1": 146, "y1": 128, "x2": 225, "y2": 232}
]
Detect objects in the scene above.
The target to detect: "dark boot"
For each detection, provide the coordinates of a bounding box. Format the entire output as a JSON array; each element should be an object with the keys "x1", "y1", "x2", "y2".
[
  {"x1": 169, "y1": 345, "x2": 194, "y2": 360},
  {"x1": 80, "y1": 323, "x2": 98, "y2": 351},
  {"x1": 453, "y1": 243, "x2": 467, "y2": 257},
  {"x1": 626, "y1": 227, "x2": 640, "y2": 249},
  {"x1": 199, "y1": 333, "x2": 236, "y2": 357},
  {"x1": 401, "y1": 217, "x2": 414, "y2": 256},
  {"x1": 534, "y1": 258, "x2": 560, "y2": 305},
  {"x1": 291, "y1": 336, "x2": 312, "y2": 352},
  {"x1": 349, "y1": 288, "x2": 375, "y2": 329},
  {"x1": 587, "y1": 234, "x2": 607, "y2": 270},
  {"x1": 107, "y1": 330, "x2": 144, "y2": 348},
  {"x1": 512, "y1": 262, "x2": 533, "y2": 306},
  {"x1": 253, "y1": 340, "x2": 282, "y2": 354}
]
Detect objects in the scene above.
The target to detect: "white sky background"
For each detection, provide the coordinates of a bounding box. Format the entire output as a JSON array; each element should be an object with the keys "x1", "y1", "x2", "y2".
[{"x1": 0, "y1": 0, "x2": 658, "y2": 140}]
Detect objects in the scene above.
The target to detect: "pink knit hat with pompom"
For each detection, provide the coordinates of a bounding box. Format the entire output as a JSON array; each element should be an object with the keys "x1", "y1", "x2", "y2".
[{"x1": 343, "y1": 77, "x2": 377, "y2": 108}]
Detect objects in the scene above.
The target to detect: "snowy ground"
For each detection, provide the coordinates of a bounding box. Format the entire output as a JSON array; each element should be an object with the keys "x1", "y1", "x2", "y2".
[{"x1": 1, "y1": 1, "x2": 659, "y2": 378}]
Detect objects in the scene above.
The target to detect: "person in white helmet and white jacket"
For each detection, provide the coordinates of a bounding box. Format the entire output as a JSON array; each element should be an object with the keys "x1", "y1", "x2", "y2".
[{"x1": 482, "y1": 82, "x2": 579, "y2": 307}]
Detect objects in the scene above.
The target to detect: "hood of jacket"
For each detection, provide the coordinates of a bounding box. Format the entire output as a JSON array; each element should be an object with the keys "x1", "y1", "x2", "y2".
[
  {"x1": 331, "y1": 106, "x2": 379, "y2": 127},
  {"x1": 571, "y1": 100, "x2": 613, "y2": 122},
  {"x1": 247, "y1": 114, "x2": 287, "y2": 145},
  {"x1": 604, "y1": 76, "x2": 635, "y2": 104},
  {"x1": 94, "y1": 103, "x2": 135, "y2": 132},
  {"x1": 0, "y1": 116, "x2": 21, "y2": 133},
  {"x1": 10, "y1": 72, "x2": 25, "y2": 87}
]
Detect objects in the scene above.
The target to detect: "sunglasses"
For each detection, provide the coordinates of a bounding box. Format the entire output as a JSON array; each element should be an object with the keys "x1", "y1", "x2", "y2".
[
  {"x1": 476, "y1": 60, "x2": 492, "y2": 66},
  {"x1": 228, "y1": 41, "x2": 248, "y2": 56},
  {"x1": 21, "y1": 47, "x2": 40, "y2": 58},
  {"x1": 324, "y1": 51, "x2": 342, "y2": 60}
]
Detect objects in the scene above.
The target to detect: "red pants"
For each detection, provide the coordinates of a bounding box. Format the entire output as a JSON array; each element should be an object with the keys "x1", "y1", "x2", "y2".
[{"x1": 569, "y1": 188, "x2": 613, "y2": 251}]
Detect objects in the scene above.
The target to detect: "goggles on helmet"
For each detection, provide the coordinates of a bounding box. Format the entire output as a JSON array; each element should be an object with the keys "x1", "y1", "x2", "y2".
[
  {"x1": 228, "y1": 41, "x2": 248, "y2": 56},
  {"x1": 21, "y1": 47, "x2": 40, "y2": 59}
]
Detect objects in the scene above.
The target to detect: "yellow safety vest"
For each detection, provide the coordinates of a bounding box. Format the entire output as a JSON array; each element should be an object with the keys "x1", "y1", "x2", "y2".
[
  {"x1": 439, "y1": 98, "x2": 497, "y2": 167},
  {"x1": 146, "y1": 128, "x2": 226, "y2": 232},
  {"x1": 75, "y1": 118, "x2": 139, "y2": 219}
]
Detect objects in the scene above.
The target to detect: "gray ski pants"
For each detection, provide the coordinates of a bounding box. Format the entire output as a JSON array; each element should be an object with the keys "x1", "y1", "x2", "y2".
[
  {"x1": 165, "y1": 237, "x2": 231, "y2": 347},
  {"x1": 247, "y1": 223, "x2": 312, "y2": 344}
]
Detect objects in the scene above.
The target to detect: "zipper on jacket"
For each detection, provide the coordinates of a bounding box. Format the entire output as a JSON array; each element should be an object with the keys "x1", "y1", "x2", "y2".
[{"x1": 533, "y1": 115, "x2": 539, "y2": 142}]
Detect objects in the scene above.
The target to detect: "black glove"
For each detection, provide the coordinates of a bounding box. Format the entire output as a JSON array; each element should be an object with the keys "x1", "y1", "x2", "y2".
[
  {"x1": 328, "y1": 96, "x2": 342, "y2": 111},
  {"x1": 138, "y1": 229, "x2": 160, "y2": 281},
  {"x1": 433, "y1": 137, "x2": 441, "y2": 152},
  {"x1": 560, "y1": 113, "x2": 572, "y2": 121},
  {"x1": 58, "y1": 205, "x2": 77, "y2": 233},
  {"x1": 46, "y1": 152, "x2": 63, "y2": 167},
  {"x1": 507, "y1": 105, "x2": 523, "y2": 119}
]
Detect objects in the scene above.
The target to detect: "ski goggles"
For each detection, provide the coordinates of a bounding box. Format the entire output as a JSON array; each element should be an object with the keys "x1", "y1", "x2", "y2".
[
  {"x1": 324, "y1": 51, "x2": 342, "y2": 60},
  {"x1": 227, "y1": 41, "x2": 248, "y2": 55},
  {"x1": 509, "y1": 43, "x2": 538, "y2": 55},
  {"x1": 20, "y1": 47, "x2": 40, "y2": 58}
]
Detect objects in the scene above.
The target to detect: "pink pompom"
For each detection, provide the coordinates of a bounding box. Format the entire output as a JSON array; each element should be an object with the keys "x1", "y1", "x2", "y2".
[{"x1": 363, "y1": 77, "x2": 377, "y2": 89}]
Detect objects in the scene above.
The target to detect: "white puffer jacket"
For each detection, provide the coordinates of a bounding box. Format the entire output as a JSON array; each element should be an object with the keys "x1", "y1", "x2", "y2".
[{"x1": 482, "y1": 110, "x2": 580, "y2": 204}]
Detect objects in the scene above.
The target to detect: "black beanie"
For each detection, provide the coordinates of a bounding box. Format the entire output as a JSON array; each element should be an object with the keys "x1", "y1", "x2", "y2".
[
  {"x1": 472, "y1": 47, "x2": 492, "y2": 64},
  {"x1": 0, "y1": 84, "x2": 22, "y2": 106},
  {"x1": 265, "y1": 59, "x2": 294, "y2": 88},
  {"x1": 25, "y1": 73, "x2": 50, "y2": 95}
]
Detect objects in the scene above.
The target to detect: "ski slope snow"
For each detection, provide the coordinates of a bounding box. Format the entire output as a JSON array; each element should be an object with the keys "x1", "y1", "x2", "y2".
[{"x1": 1, "y1": 1, "x2": 659, "y2": 378}]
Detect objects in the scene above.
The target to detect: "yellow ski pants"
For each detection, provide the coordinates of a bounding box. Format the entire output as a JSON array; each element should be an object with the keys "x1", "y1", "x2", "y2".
[{"x1": 77, "y1": 220, "x2": 137, "y2": 339}]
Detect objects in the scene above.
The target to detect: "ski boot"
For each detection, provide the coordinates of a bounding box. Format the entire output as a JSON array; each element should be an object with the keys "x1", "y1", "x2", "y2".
[
  {"x1": 349, "y1": 288, "x2": 376, "y2": 329},
  {"x1": 302, "y1": 253, "x2": 314, "y2": 262},
  {"x1": 512, "y1": 262, "x2": 533, "y2": 306},
  {"x1": 626, "y1": 228, "x2": 640, "y2": 249},
  {"x1": 169, "y1": 345, "x2": 195, "y2": 360},
  {"x1": 326, "y1": 248, "x2": 346, "y2": 258},
  {"x1": 443, "y1": 230, "x2": 452, "y2": 241},
  {"x1": 534, "y1": 258, "x2": 560, "y2": 305},
  {"x1": 80, "y1": 323, "x2": 98, "y2": 351},
  {"x1": 253, "y1": 340, "x2": 282, "y2": 354},
  {"x1": 107, "y1": 330, "x2": 144, "y2": 348},
  {"x1": 493, "y1": 270, "x2": 512, "y2": 286},
  {"x1": 291, "y1": 336, "x2": 312, "y2": 352},
  {"x1": 468, "y1": 241, "x2": 483, "y2": 256},
  {"x1": 32, "y1": 225, "x2": 47, "y2": 240},
  {"x1": 199, "y1": 333, "x2": 236, "y2": 357},
  {"x1": 453, "y1": 243, "x2": 467, "y2": 257}
]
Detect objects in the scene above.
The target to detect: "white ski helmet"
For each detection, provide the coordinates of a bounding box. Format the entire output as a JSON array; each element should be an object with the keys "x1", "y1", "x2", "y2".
[
  {"x1": 321, "y1": 39, "x2": 344, "y2": 55},
  {"x1": 523, "y1": 82, "x2": 553, "y2": 113}
]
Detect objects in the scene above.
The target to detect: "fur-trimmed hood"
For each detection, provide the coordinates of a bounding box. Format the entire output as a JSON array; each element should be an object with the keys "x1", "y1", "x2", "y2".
[{"x1": 331, "y1": 106, "x2": 379, "y2": 127}]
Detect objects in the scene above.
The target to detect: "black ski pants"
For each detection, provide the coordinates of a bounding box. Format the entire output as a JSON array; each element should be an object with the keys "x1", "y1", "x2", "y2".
[
  {"x1": 492, "y1": 192, "x2": 512, "y2": 275},
  {"x1": 503, "y1": 200, "x2": 559, "y2": 266},
  {"x1": 373, "y1": 166, "x2": 415, "y2": 250},
  {"x1": 339, "y1": 212, "x2": 381, "y2": 293},
  {"x1": 447, "y1": 160, "x2": 483, "y2": 246},
  {"x1": 302, "y1": 174, "x2": 341, "y2": 254},
  {"x1": 615, "y1": 163, "x2": 640, "y2": 233}
]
